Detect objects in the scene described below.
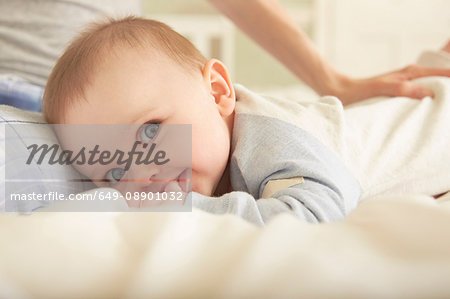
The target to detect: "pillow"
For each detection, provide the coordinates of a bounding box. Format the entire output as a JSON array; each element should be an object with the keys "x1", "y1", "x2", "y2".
[{"x1": 0, "y1": 105, "x2": 95, "y2": 213}]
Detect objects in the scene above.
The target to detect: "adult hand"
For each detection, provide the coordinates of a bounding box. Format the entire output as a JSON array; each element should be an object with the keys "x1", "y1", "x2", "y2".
[
  {"x1": 326, "y1": 64, "x2": 450, "y2": 106},
  {"x1": 210, "y1": 0, "x2": 450, "y2": 105}
]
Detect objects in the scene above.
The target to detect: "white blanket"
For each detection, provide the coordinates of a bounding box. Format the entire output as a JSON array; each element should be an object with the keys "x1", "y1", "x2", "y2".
[
  {"x1": 0, "y1": 190, "x2": 450, "y2": 298},
  {"x1": 236, "y1": 76, "x2": 450, "y2": 198}
]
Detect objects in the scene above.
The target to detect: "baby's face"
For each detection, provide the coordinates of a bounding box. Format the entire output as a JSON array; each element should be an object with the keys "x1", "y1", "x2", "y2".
[{"x1": 63, "y1": 48, "x2": 234, "y2": 197}]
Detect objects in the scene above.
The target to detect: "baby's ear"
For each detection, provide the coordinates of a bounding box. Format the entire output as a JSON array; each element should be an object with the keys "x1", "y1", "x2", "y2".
[{"x1": 202, "y1": 59, "x2": 235, "y2": 117}]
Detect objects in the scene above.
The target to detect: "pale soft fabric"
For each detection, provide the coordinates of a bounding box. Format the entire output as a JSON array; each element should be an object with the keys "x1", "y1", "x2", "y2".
[
  {"x1": 0, "y1": 0, "x2": 142, "y2": 86},
  {"x1": 417, "y1": 50, "x2": 450, "y2": 68},
  {"x1": 237, "y1": 50, "x2": 450, "y2": 198},
  {"x1": 0, "y1": 105, "x2": 96, "y2": 213},
  {"x1": 235, "y1": 75, "x2": 450, "y2": 199},
  {"x1": 0, "y1": 189, "x2": 450, "y2": 298},
  {"x1": 261, "y1": 176, "x2": 304, "y2": 198},
  {"x1": 344, "y1": 77, "x2": 450, "y2": 197}
]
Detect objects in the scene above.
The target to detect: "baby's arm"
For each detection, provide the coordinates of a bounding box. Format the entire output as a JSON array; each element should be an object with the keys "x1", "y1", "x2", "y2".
[
  {"x1": 193, "y1": 114, "x2": 361, "y2": 226},
  {"x1": 193, "y1": 179, "x2": 359, "y2": 226}
]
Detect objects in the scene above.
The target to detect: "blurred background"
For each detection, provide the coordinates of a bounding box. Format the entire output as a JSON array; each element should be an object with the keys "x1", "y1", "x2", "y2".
[{"x1": 144, "y1": 0, "x2": 450, "y2": 94}]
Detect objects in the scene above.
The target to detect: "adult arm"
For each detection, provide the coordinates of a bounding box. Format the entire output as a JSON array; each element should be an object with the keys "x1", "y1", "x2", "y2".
[{"x1": 209, "y1": 0, "x2": 450, "y2": 105}]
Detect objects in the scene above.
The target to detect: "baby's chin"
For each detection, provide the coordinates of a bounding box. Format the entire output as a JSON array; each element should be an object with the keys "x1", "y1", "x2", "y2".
[
  {"x1": 191, "y1": 180, "x2": 216, "y2": 197},
  {"x1": 191, "y1": 184, "x2": 211, "y2": 196}
]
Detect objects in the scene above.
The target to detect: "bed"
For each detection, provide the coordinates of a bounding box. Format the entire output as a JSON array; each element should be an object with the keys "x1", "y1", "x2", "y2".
[
  {"x1": 2, "y1": 13, "x2": 450, "y2": 299},
  {"x1": 0, "y1": 189, "x2": 450, "y2": 298},
  {"x1": 2, "y1": 74, "x2": 450, "y2": 297}
]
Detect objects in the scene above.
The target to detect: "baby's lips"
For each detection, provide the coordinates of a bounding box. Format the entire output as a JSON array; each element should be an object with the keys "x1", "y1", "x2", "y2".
[{"x1": 142, "y1": 168, "x2": 190, "y2": 193}]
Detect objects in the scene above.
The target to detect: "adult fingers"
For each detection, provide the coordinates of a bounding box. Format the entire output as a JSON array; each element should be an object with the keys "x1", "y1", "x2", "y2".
[
  {"x1": 401, "y1": 64, "x2": 450, "y2": 80},
  {"x1": 385, "y1": 81, "x2": 434, "y2": 99}
]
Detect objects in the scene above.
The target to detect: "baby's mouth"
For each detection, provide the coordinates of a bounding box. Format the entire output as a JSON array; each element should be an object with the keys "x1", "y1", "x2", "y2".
[{"x1": 144, "y1": 168, "x2": 191, "y2": 193}]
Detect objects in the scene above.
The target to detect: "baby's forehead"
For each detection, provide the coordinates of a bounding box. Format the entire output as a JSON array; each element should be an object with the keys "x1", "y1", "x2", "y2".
[
  {"x1": 95, "y1": 44, "x2": 178, "y2": 75},
  {"x1": 64, "y1": 54, "x2": 196, "y2": 126}
]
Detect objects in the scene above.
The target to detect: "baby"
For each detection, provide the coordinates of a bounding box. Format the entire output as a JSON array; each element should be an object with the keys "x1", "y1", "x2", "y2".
[{"x1": 42, "y1": 16, "x2": 450, "y2": 225}]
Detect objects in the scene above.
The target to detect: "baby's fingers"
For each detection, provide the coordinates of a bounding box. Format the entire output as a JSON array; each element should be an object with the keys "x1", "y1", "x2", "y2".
[
  {"x1": 165, "y1": 181, "x2": 182, "y2": 192},
  {"x1": 164, "y1": 182, "x2": 188, "y2": 205}
]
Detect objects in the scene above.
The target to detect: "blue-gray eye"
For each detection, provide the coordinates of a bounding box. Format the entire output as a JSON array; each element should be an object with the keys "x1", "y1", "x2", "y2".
[
  {"x1": 105, "y1": 168, "x2": 125, "y2": 184},
  {"x1": 140, "y1": 123, "x2": 159, "y2": 142}
]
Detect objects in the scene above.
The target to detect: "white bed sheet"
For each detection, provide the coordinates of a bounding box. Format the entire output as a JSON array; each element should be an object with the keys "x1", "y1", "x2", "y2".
[{"x1": 0, "y1": 189, "x2": 450, "y2": 298}]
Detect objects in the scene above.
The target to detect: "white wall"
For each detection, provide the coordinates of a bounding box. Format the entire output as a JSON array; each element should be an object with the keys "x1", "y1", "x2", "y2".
[
  {"x1": 318, "y1": 0, "x2": 450, "y2": 77},
  {"x1": 143, "y1": 0, "x2": 450, "y2": 89}
]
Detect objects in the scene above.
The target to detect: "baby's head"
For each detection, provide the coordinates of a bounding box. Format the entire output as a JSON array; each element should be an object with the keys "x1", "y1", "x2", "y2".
[{"x1": 43, "y1": 16, "x2": 236, "y2": 197}]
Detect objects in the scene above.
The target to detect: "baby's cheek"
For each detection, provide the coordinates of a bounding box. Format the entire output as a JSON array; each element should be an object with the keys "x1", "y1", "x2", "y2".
[
  {"x1": 191, "y1": 149, "x2": 214, "y2": 175},
  {"x1": 72, "y1": 164, "x2": 102, "y2": 186}
]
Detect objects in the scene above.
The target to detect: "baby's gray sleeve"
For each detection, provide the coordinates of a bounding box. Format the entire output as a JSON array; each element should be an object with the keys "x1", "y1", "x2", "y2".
[
  {"x1": 192, "y1": 175, "x2": 359, "y2": 226},
  {"x1": 192, "y1": 114, "x2": 361, "y2": 226}
]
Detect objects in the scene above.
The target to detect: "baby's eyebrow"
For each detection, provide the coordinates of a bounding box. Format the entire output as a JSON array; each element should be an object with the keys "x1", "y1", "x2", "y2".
[{"x1": 132, "y1": 107, "x2": 156, "y2": 124}]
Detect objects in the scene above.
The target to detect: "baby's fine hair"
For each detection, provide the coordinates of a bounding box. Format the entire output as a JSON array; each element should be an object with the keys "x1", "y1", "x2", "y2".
[{"x1": 43, "y1": 16, "x2": 207, "y2": 123}]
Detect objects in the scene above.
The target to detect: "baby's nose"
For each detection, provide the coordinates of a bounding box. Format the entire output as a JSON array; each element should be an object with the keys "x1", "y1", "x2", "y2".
[
  {"x1": 120, "y1": 166, "x2": 159, "y2": 199},
  {"x1": 134, "y1": 165, "x2": 158, "y2": 183}
]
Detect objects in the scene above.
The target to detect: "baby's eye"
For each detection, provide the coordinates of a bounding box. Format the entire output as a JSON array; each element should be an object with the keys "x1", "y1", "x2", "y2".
[
  {"x1": 105, "y1": 168, "x2": 125, "y2": 185},
  {"x1": 140, "y1": 123, "x2": 159, "y2": 142}
]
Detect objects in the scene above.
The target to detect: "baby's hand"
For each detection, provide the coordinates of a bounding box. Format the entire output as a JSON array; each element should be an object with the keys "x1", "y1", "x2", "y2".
[
  {"x1": 139, "y1": 181, "x2": 187, "y2": 208},
  {"x1": 163, "y1": 181, "x2": 188, "y2": 206},
  {"x1": 165, "y1": 181, "x2": 182, "y2": 193}
]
